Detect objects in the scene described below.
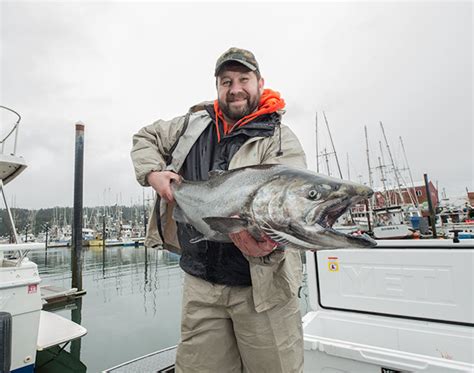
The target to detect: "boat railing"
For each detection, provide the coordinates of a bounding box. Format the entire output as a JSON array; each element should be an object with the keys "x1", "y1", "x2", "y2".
[
  {"x1": 0, "y1": 242, "x2": 45, "y2": 266},
  {"x1": 0, "y1": 106, "x2": 21, "y2": 156},
  {"x1": 0, "y1": 106, "x2": 27, "y2": 259}
]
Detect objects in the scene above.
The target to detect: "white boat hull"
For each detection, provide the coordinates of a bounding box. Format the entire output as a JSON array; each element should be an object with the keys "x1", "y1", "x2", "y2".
[
  {"x1": 0, "y1": 154, "x2": 27, "y2": 185},
  {"x1": 0, "y1": 258, "x2": 41, "y2": 373},
  {"x1": 373, "y1": 224, "x2": 413, "y2": 239},
  {"x1": 0, "y1": 247, "x2": 87, "y2": 373}
]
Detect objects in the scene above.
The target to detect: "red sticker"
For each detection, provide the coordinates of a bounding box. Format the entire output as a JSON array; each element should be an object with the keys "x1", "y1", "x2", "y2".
[{"x1": 28, "y1": 284, "x2": 37, "y2": 294}]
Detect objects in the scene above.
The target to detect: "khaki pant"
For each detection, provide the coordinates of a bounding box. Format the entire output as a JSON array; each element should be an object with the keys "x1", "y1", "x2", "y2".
[{"x1": 175, "y1": 273, "x2": 303, "y2": 373}]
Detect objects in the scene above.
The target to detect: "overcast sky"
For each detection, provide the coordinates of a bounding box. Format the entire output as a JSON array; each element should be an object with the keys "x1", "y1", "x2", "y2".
[{"x1": 1, "y1": 1, "x2": 472, "y2": 209}]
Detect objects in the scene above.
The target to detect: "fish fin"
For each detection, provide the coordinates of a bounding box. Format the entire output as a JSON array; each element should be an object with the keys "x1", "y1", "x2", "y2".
[
  {"x1": 203, "y1": 217, "x2": 249, "y2": 234},
  {"x1": 172, "y1": 205, "x2": 189, "y2": 224},
  {"x1": 208, "y1": 169, "x2": 227, "y2": 178}
]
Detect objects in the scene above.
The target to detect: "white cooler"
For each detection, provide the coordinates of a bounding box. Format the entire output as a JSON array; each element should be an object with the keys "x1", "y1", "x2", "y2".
[
  {"x1": 303, "y1": 240, "x2": 474, "y2": 373},
  {"x1": 0, "y1": 257, "x2": 42, "y2": 373}
]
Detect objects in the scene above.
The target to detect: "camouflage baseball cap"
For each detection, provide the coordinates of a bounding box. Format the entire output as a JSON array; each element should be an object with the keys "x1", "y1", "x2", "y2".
[{"x1": 214, "y1": 47, "x2": 260, "y2": 76}]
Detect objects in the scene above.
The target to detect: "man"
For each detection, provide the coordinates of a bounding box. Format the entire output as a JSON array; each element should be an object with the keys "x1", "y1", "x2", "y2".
[{"x1": 131, "y1": 47, "x2": 306, "y2": 372}]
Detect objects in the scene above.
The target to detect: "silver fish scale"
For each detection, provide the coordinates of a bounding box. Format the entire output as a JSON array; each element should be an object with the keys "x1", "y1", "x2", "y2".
[{"x1": 173, "y1": 167, "x2": 276, "y2": 239}]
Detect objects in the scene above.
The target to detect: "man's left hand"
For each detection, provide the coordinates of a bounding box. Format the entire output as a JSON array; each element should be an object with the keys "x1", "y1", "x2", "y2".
[{"x1": 229, "y1": 230, "x2": 278, "y2": 257}]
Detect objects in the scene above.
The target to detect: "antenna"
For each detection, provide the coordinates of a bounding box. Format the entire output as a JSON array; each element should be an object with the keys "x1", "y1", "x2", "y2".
[{"x1": 323, "y1": 112, "x2": 343, "y2": 179}]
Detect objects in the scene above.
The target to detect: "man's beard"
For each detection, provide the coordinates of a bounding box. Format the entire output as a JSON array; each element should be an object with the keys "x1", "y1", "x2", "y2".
[{"x1": 219, "y1": 93, "x2": 260, "y2": 122}]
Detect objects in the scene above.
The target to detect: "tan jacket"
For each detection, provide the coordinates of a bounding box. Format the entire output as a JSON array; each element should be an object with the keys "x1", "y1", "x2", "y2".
[{"x1": 131, "y1": 105, "x2": 307, "y2": 312}]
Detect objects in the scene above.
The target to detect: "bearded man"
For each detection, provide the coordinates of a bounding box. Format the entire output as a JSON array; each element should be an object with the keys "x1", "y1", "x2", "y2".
[{"x1": 131, "y1": 47, "x2": 306, "y2": 372}]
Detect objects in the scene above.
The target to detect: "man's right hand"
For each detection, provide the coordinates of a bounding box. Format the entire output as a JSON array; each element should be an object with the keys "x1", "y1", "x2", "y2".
[{"x1": 147, "y1": 171, "x2": 182, "y2": 203}]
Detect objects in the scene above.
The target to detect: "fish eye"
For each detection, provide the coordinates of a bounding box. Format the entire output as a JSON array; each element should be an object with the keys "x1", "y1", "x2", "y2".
[{"x1": 308, "y1": 189, "x2": 320, "y2": 200}]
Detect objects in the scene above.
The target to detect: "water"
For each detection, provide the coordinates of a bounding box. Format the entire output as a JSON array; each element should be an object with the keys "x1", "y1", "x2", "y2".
[
  {"x1": 30, "y1": 246, "x2": 312, "y2": 372},
  {"x1": 30, "y1": 246, "x2": 184, "y2": 372}
]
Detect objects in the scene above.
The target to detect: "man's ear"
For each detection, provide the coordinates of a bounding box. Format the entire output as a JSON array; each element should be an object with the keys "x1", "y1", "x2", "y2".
[{"x1": 258, "y1": 77, "x2": 265, "y2": 94}]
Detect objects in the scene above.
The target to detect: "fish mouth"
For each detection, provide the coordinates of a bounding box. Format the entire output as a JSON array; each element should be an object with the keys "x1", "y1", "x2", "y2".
[
  {"x1": 308, "y1": 193, "x2": 369, "y2": 229},
  {"x1": 307, "y1": 196, "x2": 353, "y2": 228},
  {"x1": 299, "y1": 195, "x2": 377, "y2": 248}
]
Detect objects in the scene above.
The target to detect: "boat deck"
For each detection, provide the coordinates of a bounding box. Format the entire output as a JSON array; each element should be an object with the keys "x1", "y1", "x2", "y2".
[{"x1": 103, "y1": 346, "x2": 177, "y2": 373}]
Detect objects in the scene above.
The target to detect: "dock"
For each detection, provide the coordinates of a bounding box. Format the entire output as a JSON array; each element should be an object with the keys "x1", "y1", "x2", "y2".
[{"x1": 41, "y1": 285, "x2": 86, "y2": 311}]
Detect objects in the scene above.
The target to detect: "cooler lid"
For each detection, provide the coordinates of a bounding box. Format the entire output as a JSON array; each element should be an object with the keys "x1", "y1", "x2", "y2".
[{"x1": 314, "y1": 246, "x2": 474, "y2": 325}]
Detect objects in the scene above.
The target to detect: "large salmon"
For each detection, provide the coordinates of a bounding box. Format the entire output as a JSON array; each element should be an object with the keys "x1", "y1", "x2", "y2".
[{"x1": 171, "y1": 164, "x2": 376, "y2": 250}]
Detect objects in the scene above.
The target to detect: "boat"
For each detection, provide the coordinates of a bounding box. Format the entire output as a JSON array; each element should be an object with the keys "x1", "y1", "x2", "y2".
[
  {"x1": 371, "y1": 205, "x2": 417, "y2": 239},
  {"x1": 0, "y1": 106, "x2": 87, "y2": 373},
  {"x1": 103, "y1": 238, "x2": 474, "y2": 372},
  {"x1": 436, "y1": 198, "x2": 474, "y2": 239}
]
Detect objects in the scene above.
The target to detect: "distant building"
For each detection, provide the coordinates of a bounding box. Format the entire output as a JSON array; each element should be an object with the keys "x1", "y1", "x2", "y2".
[
  {"x1": 374, "y1": 181, "x2": 439, "y2": 209},
  {"x1": 468, "y1": 192, "x2": 474, "y2": 207}
]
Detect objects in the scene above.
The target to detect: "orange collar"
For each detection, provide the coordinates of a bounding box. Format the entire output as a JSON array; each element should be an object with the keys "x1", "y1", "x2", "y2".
[{"x1": 213, "y1": 88, "x2": 285, "y2": 142}]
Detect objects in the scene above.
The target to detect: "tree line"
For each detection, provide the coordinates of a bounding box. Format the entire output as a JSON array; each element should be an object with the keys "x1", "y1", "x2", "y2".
[{"x1": 0, "y1": 206, "x2": 146, "y2": 237}]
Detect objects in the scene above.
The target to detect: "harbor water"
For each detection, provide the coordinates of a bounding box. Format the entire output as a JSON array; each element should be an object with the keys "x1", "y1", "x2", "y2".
[
  {"x1": 30, "y1": 246, "x2": 311, "y2": 372},
  {"x1": 30, "y1": 246, "x2": 184, "y2": 372}
]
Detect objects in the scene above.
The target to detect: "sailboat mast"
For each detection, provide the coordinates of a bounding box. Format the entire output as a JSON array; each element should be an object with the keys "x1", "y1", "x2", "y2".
[
  {"x1": 346, "y1": 153, "x2": 351, "y2": 180},
  {"x1": 364, "y1": 125, "x2": 374, "y2": 189},
  {"x1": 315, "y1": 112, "x2": 319, "y2": 173},
  {"x1": 377, "y1": 155, "x2": 389, "y2": 207},
  {"x1": 324, "y1": 148, "x2": 331, "y2": 176},
  {"x1": 378, "y1": 141, "x2": 392, "y2": 205},
  {"x1": 380, "y1": 122, "x2": 405, "y2": 205},
  {"x1": 323, "y1": 111, "x2": 343, "y2": 179},
  {"x1": 399, "y1": 136, "x2": 419, "y2": 207}
]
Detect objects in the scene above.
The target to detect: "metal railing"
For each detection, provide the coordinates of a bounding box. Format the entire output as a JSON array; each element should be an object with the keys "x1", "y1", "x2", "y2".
[
  {"x1": 0, "y1": 106, "x2": 23, "y2": 255},
  {"x1": 0, "y1": 105, "x2": 22, "y2": 156}
]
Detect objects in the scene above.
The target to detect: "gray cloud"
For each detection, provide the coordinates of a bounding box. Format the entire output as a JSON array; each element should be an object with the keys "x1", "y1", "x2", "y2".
[{"x1": 1, "y1": 1, "x2": 472, "y2": 208}]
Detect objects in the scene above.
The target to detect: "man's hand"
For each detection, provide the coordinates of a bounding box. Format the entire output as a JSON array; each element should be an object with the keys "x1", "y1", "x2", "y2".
[
  {"x1": 229, "y1": 230, "x2": 278, "y2": 257},
  {"x1": 147, "y1": 171, "x2": 181, "y2": 202}
]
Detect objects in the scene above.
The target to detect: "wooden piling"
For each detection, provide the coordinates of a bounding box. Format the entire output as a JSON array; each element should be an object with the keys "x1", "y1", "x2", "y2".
[
  {"x1": 102, "y1": 215, "x2": 106, "y2": 266},
  {"x1": 70, "y1": 298, "x2": 83, "y2": 360},
  {"x1": 72, "y1": 123, "x2": 85, "y2": 291},
  {"x1": 423, "y1": 173, "x2": 437, "y2": 238},
  {"x1": 44, "y1": 223, "x2": 49, "y2": 250}
]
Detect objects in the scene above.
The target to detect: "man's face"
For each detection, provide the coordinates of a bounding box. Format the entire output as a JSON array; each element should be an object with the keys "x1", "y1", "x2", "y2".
[{"x1": 216, "y1": 64, "x2": 264, "y2": 123}]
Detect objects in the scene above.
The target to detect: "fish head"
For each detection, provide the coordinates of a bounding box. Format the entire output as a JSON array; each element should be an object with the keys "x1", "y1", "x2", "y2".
[{"x1": 252, "y1": 168, "x2": 377, "y2": 250}]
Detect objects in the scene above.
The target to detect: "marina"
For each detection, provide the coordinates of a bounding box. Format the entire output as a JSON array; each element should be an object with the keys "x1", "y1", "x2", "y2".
[
  {"x1": 1, "y1": 102, "x2": 473, "y2": 372},
  {"x1": 31, "y1": 245, "x2": 183, "y2": 372},
  {"x1": 1, "y1": 2, "x2": 473, "y2": 372},
  {"x1": 0, "y1": 105, "x2": 182, "y2": 372},
  {"x1": 103, "y1": 239, "x2": 474, "y2": 373},
  {"x1": 1, "y1": 237, "x2": 473, "y2": 372}
]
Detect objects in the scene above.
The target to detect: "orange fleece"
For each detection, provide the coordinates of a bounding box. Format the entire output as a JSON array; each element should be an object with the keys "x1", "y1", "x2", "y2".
[{"x1": 213, "y1": 89, "x2": 285, "y2": 142}]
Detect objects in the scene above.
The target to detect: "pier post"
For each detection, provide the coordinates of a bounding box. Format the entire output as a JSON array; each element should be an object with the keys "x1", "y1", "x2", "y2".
[
  {"x1": 44, "y1": 223, "x2": 49, "y2": 250},
  {"x1": 102, "y1": 215, "x2": 106, "y2": 272},
  {"x1": 72, "y1": 123, "x2": 85, "y2": 291},
  {"x1": 423, "y1": 173, "x2": 437, "y2": 238},
  {"x1": 70, "y1": 298, "x2": 83, "y2": 360},
  {"x1": 365, "y1": 199, "x2": 372, "y2": 233}
]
